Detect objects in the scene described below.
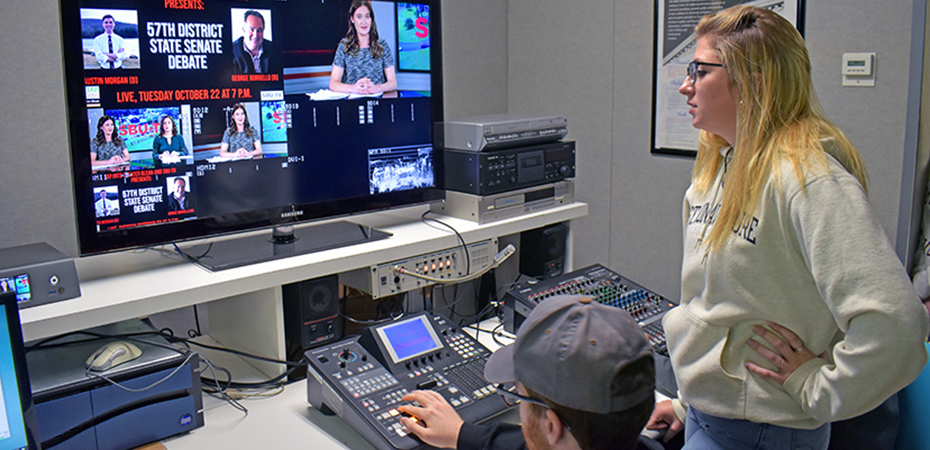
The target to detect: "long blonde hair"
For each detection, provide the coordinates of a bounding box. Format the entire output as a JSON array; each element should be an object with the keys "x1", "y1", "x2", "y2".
[{"x1": 692, "y1": 5, "x2": 867, "y2": 250}]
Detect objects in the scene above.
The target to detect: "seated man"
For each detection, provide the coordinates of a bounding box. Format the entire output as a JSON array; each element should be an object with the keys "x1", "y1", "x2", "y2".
[{"x1": 399, "y1": 295, "x2": 663, "y2": 450}]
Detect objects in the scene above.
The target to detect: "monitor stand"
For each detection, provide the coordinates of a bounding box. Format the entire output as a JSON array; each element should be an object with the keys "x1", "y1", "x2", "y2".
[{"x1": 183, "y1": 221, "x2": 392, "y2": 271}]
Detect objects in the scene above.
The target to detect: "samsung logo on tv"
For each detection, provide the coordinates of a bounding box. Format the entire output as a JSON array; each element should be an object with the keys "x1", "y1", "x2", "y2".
[{"x1": 281, "y1": 210, "x2": 304, "y2": 218}]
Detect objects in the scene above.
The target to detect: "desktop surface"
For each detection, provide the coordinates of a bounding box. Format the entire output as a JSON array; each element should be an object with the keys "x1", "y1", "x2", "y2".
[
  {"x1": 157, "y1": 313, "x2": 667, "y2": 449},
  {"x1": 160, "y1": 317, "x2": 519, "y2": 450}
]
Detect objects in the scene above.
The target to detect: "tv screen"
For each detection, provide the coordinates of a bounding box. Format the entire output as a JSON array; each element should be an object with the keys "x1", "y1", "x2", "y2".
[{"x1": 62, "y1": 0, "x2": 444, "y2": 265}]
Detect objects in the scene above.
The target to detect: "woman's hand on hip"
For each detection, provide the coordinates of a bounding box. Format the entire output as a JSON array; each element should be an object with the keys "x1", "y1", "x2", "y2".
[{"x1": 745, "y1": 322, "x2": 822, "y2": 385}]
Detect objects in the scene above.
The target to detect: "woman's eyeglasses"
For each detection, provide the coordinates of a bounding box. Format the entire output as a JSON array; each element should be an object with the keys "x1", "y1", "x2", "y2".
[{"x1": 686, "y1": 61, "x2": 725, "y2": 85}]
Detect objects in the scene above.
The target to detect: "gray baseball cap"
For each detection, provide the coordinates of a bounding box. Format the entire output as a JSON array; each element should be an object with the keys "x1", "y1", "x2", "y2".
[{"x1": 485, "y1": 295, "x2": 654, "y2": 414}]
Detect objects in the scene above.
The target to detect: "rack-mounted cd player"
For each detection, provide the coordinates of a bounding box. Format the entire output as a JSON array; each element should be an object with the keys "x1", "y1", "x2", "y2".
[{"x1": 444, "y1": 141, "x2": 575, "y2": 196}]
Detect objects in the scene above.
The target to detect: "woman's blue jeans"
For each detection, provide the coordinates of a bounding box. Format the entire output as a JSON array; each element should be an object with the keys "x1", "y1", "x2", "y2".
[{"x1": 683, "y1": 407, "x2": 829, "y2": 450}]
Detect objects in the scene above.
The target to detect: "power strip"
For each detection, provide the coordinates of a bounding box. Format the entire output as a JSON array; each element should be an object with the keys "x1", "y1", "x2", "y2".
[{"x1": 339, "y1": 239, "x2": 497, "y2": 299}]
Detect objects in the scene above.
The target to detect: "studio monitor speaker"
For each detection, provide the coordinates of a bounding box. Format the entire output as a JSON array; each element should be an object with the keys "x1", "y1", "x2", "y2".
[
  {"x1": 283, "y1": 274, "x2": 340, "y2": 351},
  {"x1": 520, "y1": 222, "x2": 568, "y2": 279}
]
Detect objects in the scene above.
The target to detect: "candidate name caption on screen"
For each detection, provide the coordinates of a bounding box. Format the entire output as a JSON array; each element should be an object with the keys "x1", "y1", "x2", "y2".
[{"x1": 85, "y1": 76, "x2": 139, "y2": 86}]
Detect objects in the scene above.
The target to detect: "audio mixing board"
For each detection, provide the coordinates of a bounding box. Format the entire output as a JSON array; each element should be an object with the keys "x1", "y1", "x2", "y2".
[{"x1": 501, "y1": 264, "x2": 676, "y2": 355}]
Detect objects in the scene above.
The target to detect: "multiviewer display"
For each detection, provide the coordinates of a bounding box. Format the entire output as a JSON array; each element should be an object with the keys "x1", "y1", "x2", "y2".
[{"x1": 62, "y1": 0, "x2": 443, "y2": 254}]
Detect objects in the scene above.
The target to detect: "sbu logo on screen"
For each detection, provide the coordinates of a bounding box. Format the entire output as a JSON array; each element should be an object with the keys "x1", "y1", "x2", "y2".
[{"x1": 415, "y1": 17, "x2": 428, "y2": 38}]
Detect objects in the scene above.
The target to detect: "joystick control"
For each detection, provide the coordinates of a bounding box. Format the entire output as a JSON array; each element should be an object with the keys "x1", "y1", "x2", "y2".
[{"x1": 338, "y1": 348, "x2": 357, "y2": 363}]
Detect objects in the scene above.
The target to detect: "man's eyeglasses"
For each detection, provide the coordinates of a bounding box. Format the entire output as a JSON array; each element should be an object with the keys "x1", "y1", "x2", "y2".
[
  {"x1": 686, "y1": 61, "x2": 725, "y2": 85},
  {"x1": 497, "y1": 384, "x2": 551, "y2": 409},
  {"x1": 496, "y1": 384, "x2": 573, "y2": 431}
]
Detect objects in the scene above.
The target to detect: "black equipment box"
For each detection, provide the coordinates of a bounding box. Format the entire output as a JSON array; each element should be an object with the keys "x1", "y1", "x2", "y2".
[
  {"x1": 26, "y1": 319, "x2": 203, "y2": 450},
  {"x1": 0, "y1": 242, "x2": 81, "y2": 308},
  {"x1": 443, "y1": 141, "x2": 575, "y2": 195}
]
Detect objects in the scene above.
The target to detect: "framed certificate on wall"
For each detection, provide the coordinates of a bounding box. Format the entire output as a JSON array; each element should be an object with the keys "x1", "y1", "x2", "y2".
[{"x1": 650, "y1": 0, "x2": 804, "y2": 156}]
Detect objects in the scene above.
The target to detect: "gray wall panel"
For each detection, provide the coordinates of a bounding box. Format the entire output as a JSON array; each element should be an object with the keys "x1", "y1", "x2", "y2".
[
  {"x1": 0, "y1": 1, "x2": 77, "y2": 255},
  {"x1": 442, "y1": 0, "x2": 509, "y2": 119},
  {"x1": 507, "y1": 0, "x2": 617, "y2": 272},
  {"x1": 609, "y1": 2, "x2": 693, "y2": 298},
  {"x1": 806, "y1": 1, "x2": 916, "y2": 247}
]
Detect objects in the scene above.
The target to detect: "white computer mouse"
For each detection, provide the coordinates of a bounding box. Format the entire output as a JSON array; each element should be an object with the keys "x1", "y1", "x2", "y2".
[{"x1": 85, "y1": 341, "x2": 143, "y2": 371}]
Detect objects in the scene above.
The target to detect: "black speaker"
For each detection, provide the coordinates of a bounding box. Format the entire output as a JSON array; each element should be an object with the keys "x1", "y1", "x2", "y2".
[
  {"x1": 520, "y1": 222, "x2": 568, "y2": 279},
  {"x1": 283, "y1": 274, "x2": 341, "y2": 351}
]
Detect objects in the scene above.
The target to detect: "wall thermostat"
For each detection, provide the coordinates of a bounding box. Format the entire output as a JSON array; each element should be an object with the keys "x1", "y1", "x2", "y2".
[{"x1": 842, "y1": 52, "x2": 875, "y2": 87}]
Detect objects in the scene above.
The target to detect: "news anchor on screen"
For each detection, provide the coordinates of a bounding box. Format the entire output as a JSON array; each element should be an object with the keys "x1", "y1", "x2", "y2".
[
  {"x1": 90, "y1": 115, "x2": 130, "y2": 169},
  {"x1": 329, "y1": 0, "x2": 397, "y2": 95},
  {"x1": 232, "y1": 9, "x2": 278, "y2": 74},
  {"x1": 152, "y1": 115, "x2": 188, "y2": 165},
  {"x1": 92, "y1": 14, "x2": 128, "y2": 69},
  {"x1": 219, "y1": 103, "x2": 262, "y2": 159}
]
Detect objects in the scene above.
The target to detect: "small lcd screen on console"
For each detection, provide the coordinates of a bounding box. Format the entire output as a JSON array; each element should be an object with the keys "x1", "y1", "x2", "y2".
[{"x1": 377, "y1": 316, "x2": 442, "y2": 364}]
